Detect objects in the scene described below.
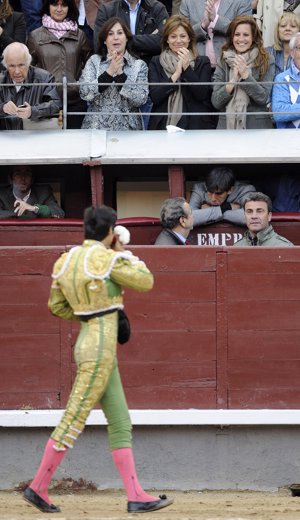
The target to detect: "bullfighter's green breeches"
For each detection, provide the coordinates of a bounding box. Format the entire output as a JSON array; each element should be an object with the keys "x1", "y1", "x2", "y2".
[{"x1": 51, "y1": 312, "x2": 132, "y2": 451}]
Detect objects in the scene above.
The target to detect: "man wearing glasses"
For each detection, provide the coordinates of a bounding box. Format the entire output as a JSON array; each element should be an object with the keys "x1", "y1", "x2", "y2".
[
  {"x1": 0, "y1": 42, "x2": 61, "y2": 130},
  {"x1": 272, "y1": 31, "x2": 300, "y2": 128}
]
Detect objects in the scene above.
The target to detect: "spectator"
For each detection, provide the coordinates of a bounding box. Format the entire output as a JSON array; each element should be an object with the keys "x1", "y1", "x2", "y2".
[
  {"x1": 190, "y1": 167, "x2": 256, "y2": 226},
  {"x1": 9, "y1": 1, "x2": 22, "y2": 8},
  {"x1": 265, "y1": 174, "x2": 300, "y2": 212},
  {"x1": 255, "y1": 1, "x2": 300, "y2": 47},
  {"x1": 272, "y1": 31, "x2": 300, "y2": 127},
  {"x1": 27, "y1": 0, "x2": 91, "y2": 129},
  {"x1": 0, "y1": 0, "x2": 26, "y2": 71},
  {"x1": 79, "y1": 17, "x2": 148, "y2": 130},
  {"x1": 93, "y1": 0, "x2": 168, "y2": 64},
  {"x1": 154, "y1": 197, "x2": 193, "y2": 244},
  {"x1": 234, "y1": 191, "x2": 293, "y2": 246},
  {"x1": 212, "y1": 15, "x2": 275, "y2": 129},
  {"x1": 0, "y1": 165, "x2": 65, "y2": 219},
  {"x1": 267, "y1": 12, "x2": 300, "y2": 76},
  {"x1": 0, "y1": 42, "x2": 61, "y2": 130},
  {"x1": 179, "y1": 0, "x2": 252, "y2": 70},
  {"x1": 148, "y1": 15, "x2": 217, "y2": 130},
  {"x1": 76, "y1": 0, "x2": 102, "y2": 48},
  {"x1": 20, "y1": 0, "x2": 43, "y2": 32}
]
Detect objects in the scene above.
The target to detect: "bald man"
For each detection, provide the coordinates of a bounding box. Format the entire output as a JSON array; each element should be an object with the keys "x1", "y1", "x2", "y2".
[{"x1": 0, "y1": 42, "x2": 61, "y2": 130}]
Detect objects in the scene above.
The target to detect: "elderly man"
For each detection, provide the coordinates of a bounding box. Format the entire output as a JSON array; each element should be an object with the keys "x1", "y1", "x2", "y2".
[
  {"x1": 179, "y1": 0, "x2": 252, "y2": 67},
  {"x1": 0, "y1": 165, "x2": 65, "y2": 219},
  {"x1": 155, "y1": 197, "x2": 193, "y2": 245},
  {"x1": 234, "y1": 192, "x2": 293, "y2": 247},
  {"x1": 190, "y1": 167, "x2": 256, "y2": 226},
  {"x1": 0, "y1": 42, "x2": 61, "y2": 131},
  {"x1": 272, "y1": 32, "x2": 300, "y2": 128}
]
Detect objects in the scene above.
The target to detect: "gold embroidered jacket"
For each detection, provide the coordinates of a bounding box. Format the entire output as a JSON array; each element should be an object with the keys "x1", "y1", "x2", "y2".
[{"x1": 48, "y1": 239, "x2": 154, "y2": 320}]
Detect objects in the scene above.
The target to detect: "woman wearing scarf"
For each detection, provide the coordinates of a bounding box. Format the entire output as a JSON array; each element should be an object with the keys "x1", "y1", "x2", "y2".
[
  {"x1": 27, "y1": 0, "x2": 91, "y2": 128},
  {"x1": 148, "y1": 15, "x2": 217, "y2": 130},
  {"x1": 212, "y1": 15, "x2": 275, "y2": 129}
]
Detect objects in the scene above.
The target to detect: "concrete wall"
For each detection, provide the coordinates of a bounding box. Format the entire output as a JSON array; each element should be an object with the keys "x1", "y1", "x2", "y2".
[{"x1": 2, "y1": 426, "x2": 300, "y2": 492}]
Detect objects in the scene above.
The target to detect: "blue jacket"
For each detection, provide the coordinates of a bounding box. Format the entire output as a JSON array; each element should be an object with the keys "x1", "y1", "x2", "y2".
[{"x1": 272, "y1": 61, "x2": 300, "y2": 128}]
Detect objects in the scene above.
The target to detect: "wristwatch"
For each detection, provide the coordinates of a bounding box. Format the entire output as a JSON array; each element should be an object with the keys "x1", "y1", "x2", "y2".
[{"x1": 33, "y1": 205, "x2": 39, "y2": 214}]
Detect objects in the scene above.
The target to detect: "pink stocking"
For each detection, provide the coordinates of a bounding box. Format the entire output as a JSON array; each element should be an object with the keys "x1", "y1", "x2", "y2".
[
  {"x1": 29, "y1": 438, "x2": 67, "y2": 505},
  {"x1": 112, "y1": 447, "x2": 158, "y2": 502}
]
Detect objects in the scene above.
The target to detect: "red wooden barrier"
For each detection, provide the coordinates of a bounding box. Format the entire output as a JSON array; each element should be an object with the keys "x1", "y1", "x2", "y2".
[{"x1": 1, "y1": 246, "x2": 300, "y2": 411}]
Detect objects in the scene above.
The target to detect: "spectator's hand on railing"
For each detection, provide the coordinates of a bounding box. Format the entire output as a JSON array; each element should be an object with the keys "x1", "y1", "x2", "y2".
[{"x1": 14, "y1": 199, "x2": 37, "y2": 217}]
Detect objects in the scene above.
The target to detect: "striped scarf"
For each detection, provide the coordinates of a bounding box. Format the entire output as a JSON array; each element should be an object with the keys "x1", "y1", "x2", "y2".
[{"x1": 42, "y1": 14, "x2": 78, "y2": 39}]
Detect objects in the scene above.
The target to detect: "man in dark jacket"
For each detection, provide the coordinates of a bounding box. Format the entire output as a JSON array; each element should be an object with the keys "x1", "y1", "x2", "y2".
[
  {"x1": 155, "y1": 197, "x2": 193, "y2": 245},
  {"x1": 93, "y1": 0, "x2": 168, "y2": 62},
  {"x1": 0, "y1": 42, "x2": 61, "y2": 130},
  {"x1": 0, "y1": 165, "x2": 65, "y2": 219}
]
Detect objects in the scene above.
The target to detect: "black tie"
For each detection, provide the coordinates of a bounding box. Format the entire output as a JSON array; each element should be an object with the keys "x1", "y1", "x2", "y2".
[{"x1": 251, "y1": 236, "x2": 258, "y2": 246}]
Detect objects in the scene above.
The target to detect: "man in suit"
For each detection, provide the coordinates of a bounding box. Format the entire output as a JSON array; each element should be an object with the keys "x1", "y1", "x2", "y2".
[
  {"x1": 179, "y1": 0, "x2": 252, "y2": 67},
  {"x1": 0, "y1": 165, "x2": 65, "y2": 219},
  {"x1": 155, "y1": 197, "x2": 193, "y2": 245}
]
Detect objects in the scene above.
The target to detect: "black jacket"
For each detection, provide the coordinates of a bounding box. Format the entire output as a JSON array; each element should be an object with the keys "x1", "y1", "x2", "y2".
[
  {"x1": 94, "y1": 0, "x2": 168, "y2": 61},
  {"x1": 0, "y1": 184, "x2": 65, "y2": 219},
  {"x1": 148, "y1": 55, "x2": 217, "y2": 130},
  {"x1": 0, "y1": 66, "x2": 62, "y2": 130},
  {"x1": 0, "y1": 12, "x2": 27, "y2": 56}
]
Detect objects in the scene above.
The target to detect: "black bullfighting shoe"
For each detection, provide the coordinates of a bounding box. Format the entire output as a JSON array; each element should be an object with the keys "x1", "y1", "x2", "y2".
[
  {"x1": 127, "y1": 494, "x2": 174, "y2": 513},
  {"x1": 23, "y1": 487, "x2": 61, "y2": 513}
]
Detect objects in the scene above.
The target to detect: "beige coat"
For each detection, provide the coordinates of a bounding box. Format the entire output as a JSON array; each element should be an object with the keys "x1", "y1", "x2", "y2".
[{"x1": 255, "y1": 1, "x2": 300, "y2": 47}]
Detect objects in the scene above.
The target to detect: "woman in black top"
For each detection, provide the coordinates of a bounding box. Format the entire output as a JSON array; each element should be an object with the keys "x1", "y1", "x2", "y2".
[{"x1": 148, "y1": 15, "x2": 216, "y2": 130}]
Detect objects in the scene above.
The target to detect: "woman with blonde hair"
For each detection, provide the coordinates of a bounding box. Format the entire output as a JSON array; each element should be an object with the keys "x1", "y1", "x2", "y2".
[
  {"x1": 148, "y1": 15, "x2": 216, "y2": 130},
  {"x1": 254, "y1": 1, "x2": 300, "y2": 47},
  {"x1": 212, "y1": 15, "x2": 275, "y2": 129},
  {"x1": 0, "y1": 0, "x2": 26, "y2": 69},
  {"x1": 267, "y1": 11, "x2": 300, "y2": 75}
]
